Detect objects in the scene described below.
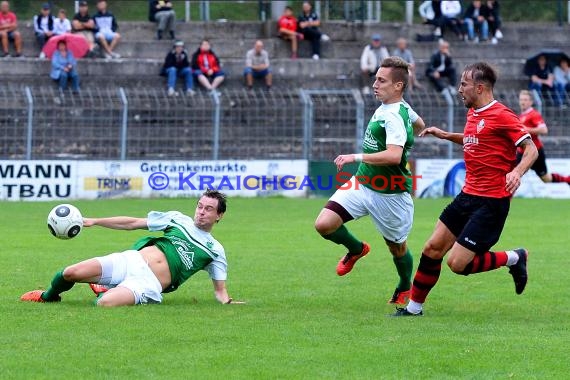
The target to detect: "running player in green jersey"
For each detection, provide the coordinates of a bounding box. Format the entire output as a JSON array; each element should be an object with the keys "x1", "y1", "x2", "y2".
[
  {"x1": 315, "y1": 56, "x2": 425, "y2": 305},
  {"x1": 21, "y1": 190, "x2": 244, "y2": 306}
]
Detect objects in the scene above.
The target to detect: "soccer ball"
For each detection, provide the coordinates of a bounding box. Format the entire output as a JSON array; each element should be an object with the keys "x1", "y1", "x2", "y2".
[{"x1": 47, "y1": 204, "x2": 83, "y2": 240}]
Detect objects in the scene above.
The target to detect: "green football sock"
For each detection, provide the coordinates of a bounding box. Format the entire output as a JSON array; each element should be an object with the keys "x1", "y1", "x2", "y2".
[
  {"x1": 323, "y1": 225, "x2": 363, "y2": 255},
  {"x1": 393, "y1": 249, "x2": 413, "y2": 291},
  {"x1": 41, "y1": 270, "x2": 75, "y2": 301}
]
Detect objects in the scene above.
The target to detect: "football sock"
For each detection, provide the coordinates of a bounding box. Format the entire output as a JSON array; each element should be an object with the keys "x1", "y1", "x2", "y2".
[
  {"x1": 551, "y1": 173, "x2": 570, "y2": 184},
  {"x1": 393, "y1": 248, "x2": 413, "y2": 291},
  {"x1": 410, "y1": 253, "x2": 443, "y2": 304},
  {"x1": 460, "y1": 251, "x2": 507, "y2": 275},
  {"x1": 506, "y1": 250, "x2": 520, "y2": 266},
  {"x1": 41, "y1": 270, "x2": 75, "y2": 301},
  {"x1": 323, "y1": 225, "x2": 363, "y2": 255}
]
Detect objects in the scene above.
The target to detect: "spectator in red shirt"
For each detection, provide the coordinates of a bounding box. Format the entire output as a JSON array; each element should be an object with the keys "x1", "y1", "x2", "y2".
[
  {"x1": 0, "y1": 1, "x2": 22, "y2": 57},
  {"x1": 278, "y1": 6, "x2": 302, "y2": 59},
  {"x1": 191, "y1": 39, "x2": 225, "y2": 93}
]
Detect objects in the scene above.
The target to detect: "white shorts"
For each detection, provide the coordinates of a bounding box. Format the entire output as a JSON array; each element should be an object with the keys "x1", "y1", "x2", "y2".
[
  {"x1": 95, "y1": 250, "x2": 163, "y2": 304},
  {"x1": 329, "y1": 176, "x2": 414, "y2": 243}
]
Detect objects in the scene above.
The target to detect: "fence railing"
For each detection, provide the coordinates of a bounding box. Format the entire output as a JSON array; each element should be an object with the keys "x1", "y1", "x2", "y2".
[{"x1": 1, "y1": 86, "x2": 569, "y2": 161}]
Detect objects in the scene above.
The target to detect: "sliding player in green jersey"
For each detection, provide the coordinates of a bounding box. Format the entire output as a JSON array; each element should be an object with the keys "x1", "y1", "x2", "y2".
[
  {"x1": 21, "y1": 189, "x2": 244, "y2": 306},
  {"x1": 315, "y1": 56, "x2": 425, "y2": 305}
]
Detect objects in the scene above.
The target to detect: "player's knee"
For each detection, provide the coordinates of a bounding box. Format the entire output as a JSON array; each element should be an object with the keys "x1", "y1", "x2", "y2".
[
  {"x1": 314, "y1": 218, "x2": 330, "y2": 235},
  {"x1": 62, "y1": 266, "x2": 79, "y2": 281},
  {"x1": 422, "y1": 239, "x2": 446, "y2": 259},
  {"x1": 446, "y1": 256, "x2": 466, "y2": 274}
]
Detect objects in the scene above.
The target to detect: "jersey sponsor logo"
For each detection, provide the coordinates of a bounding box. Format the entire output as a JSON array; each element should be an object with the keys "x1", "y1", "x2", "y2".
[
  {"x1": 363, "y1": 127, "x2": 378, "y2": 150},
  {"x1": 463, "y1": 135, "x2": 479, "y2": 152},
  {"x1": 476, "y1": 119, "x2": 485, "y2": 133},
  {"x1": 169, "y1": 236, "x2": 196, "y2": 270}
]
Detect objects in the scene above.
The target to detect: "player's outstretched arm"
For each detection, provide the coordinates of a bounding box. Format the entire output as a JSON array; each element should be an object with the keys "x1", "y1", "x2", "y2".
[
  {"x1": 419, "y1": 126, "x2": 464, "y2": 145},
  {"x1": 212, "y1": 280, "x2": 245, "y2": 305},
  {"x1": 412, "y1": 117, "x2": 426, "y2": 136},
  {"x1": 83, "y1": 217, "x2": 148, "y2": 230},
  {"x1": 506, "y1": 138, "x2": 538, "y2": 194}
]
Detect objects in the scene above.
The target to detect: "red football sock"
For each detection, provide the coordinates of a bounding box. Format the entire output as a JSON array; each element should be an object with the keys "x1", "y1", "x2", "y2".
[
  {"x1": 461, "y1": 251, "x2": 508, "y2": 275},
  {"x1": 551, "y1": 173, "x2": 570, "y2": 184},
  {"x1": 410, "y1": 253, "x2": 443, "y2": 303}
]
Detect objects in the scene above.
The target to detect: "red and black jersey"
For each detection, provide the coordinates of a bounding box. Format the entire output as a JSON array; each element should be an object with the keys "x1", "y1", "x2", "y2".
[
  {"x1": 462, "y1": 100, "x2": 530, "y2": 198},
  {"x1": 518, "y1": 107, "x2": 545, "y2": 150}
]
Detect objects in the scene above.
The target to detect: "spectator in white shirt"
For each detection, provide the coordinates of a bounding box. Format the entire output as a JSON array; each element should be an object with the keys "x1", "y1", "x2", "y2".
[
  {"x1": 53, "y1": 9, "x2": 71, "y2": 35},
  {"x1": 244, "y1": 40, "x2": 272, "y2": 90}
]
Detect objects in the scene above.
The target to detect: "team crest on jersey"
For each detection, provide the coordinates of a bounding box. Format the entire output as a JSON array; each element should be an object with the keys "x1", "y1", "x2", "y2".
[
  {"x1": 207, "y1": 241, "x2": 214, "y2": 249},
  {"x1": 476, "y1": 119, "x2": 485, "y2": 133}
]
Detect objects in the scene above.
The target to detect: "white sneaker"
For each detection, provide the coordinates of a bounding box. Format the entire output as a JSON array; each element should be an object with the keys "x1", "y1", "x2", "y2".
[
  {"x1": 321, "y1": 34, "x2": 330, "y2": 42},
  {"x1": 491, "y1": 37, "x2": 498, "y2": 44},
  {"x1": 104, "y1": 52, "x2": 112, "y2": 60},
  {"x1": 434, "y1": 27, "x2": 442, "y2": 37},
  {"x1": 362, "y1": 86, "x2": 371, "y2": 95},
  {"x1": 186, "y1": 89, "x2": 196, "y2": 96},
  {"x1": 312, "y1": 54, "x2": 320, "y2": 60},
  {"x1": 110, "y1": 52, "x2": 121, "y2": 59},
  {"x1": 39, "y1": 51, "x2": 46, "y2": 59},
  {"x1": 495, "y1": 30, "x2": 503, "y2": 39},
  {"x1": 168, "y1": 87, "x2": 175, "y2": 96}
]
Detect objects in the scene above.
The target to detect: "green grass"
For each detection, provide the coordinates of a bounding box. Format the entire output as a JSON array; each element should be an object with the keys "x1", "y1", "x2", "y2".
[
  {"x1": 12, "y1": 0, "x2": 569, "y2": 22},
  {"x1": 1, "y1": 197, "x2": 569, "y2": 379}
]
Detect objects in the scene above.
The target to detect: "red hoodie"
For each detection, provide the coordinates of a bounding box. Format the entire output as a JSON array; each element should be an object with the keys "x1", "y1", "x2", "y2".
[{"x1": 195, "y1": 50, "x2": 220, "y2": 74}]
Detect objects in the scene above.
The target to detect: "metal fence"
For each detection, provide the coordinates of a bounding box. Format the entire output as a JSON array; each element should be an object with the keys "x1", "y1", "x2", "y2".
[{"x1": 1, "y1": 86, "x2": 569, "y2": 161}]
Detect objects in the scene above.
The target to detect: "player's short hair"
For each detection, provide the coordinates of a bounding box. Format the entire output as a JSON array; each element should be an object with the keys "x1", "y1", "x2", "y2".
[
  {"x1": 463, "y1": 62, "x2": 497, "y2": 88},
  {"x1": 519, "y1": 89, "x2": 532, "y2": 99},
  {"x1": 202, "y1": 189, "x2": 227, "y2": 214},
  {"x1": 380, "y1": 56, "x2": 410, "y2": 91}
]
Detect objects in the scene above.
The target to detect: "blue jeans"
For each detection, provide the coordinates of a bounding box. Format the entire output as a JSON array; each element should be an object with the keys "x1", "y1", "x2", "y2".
[
  {"x1": 167, "y1": 67, "x2": 193, "y2": 90},
  {"x1": 554, "y1": 82, "x2": 569, "y2": 105},
  {"x1": 463, "y1": 18, "x2": 488, "y2": 40},
  {"x1": 57, "y1": 69, "x2": 80, "y2": 91}
]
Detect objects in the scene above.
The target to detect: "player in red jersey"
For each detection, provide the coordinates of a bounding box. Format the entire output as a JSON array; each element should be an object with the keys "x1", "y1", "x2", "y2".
[
  {"x1": 393, "y1": 62, "x2": 538, "y2": 316},
  {"x1": 517, "y1": 90, "x2": 570, "y2": 185}
]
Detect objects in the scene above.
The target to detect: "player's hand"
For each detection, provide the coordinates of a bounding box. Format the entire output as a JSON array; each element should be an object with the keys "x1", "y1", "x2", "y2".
[
  {"x1": 334, "y1": 154, "x2": 356, "y2": 171},
  {"x1": 82, "y1": 218, "x2": 96, "y2": 227},
  {"x1": 419, "y1": 126, "x2": 446, "y2": 139},
  {"x1": 505, "y1": 171, "x2": 522, "y2": 194}
]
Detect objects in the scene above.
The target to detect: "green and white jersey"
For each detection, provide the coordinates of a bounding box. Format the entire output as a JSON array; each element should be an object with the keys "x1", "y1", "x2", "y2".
[
  {"x1": 355, "y1": 101, "x2": 417, "y2": 194},
  {"x1": 132, "y1": 211, "x2": 227, "y2": 293}
]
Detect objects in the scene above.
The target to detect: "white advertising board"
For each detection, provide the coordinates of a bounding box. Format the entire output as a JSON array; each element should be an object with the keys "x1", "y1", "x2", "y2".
[{"x1": 0, "y1": 160, "x2": 309, "y2": 201}]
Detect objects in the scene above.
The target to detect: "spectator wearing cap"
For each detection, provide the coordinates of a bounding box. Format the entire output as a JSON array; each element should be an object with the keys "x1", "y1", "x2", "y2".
[
  {"x1": 191, "y1": 39, "x2": 225, "y2": 93},
  {"x1": 33, "y1": 2, "x2": 54, "y2": 56},
  {"x1": 53, "y1": 9, "x2": 71, "y2": 36},
  {"x1": 93, "y1": 0, "x2": 121, "y2": 59},
  {"x1": 244, "y1": 40, "x2": 272, "y2": 90},
  {"x1": 72, "y1": 1, "x2": 96, "y2": 53},
  {"x1": 149, "y1": 0, "x2": 176, "y2": 40},
  {"x1": 161, "y1": 40, "x2": 194, "y2": 96},
  {"x1": 360, "y1": 33, "x2": 389, "y2": 95},
  {"x1": 0, "y1": 0, "x2": 22, "y2": 57},
  {"x1": 50, "y1": 39, "x2": 80, "y2": 92}
]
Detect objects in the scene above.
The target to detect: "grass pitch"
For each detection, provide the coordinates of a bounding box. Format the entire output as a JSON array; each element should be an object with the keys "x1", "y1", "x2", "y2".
[{"x1": 1, "y1": 197, "x2": 569, "y2": 379}]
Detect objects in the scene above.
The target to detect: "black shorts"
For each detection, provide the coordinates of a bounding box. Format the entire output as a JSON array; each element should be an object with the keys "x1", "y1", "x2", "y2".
[
  {"x1": 517, "y1": 147, "x2": 547, "y2": 177},
  {"x1": 439, "y1": 191, "x2": 510, "y2": 254}
]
